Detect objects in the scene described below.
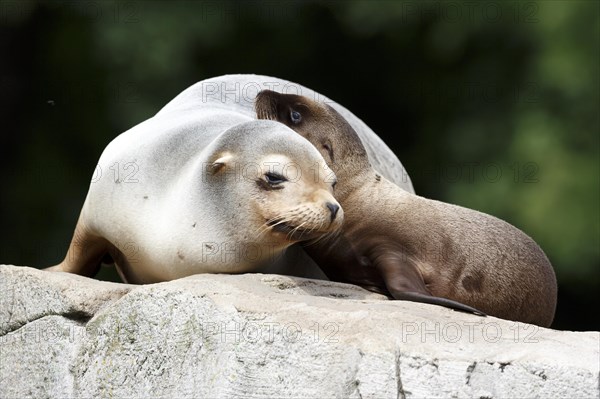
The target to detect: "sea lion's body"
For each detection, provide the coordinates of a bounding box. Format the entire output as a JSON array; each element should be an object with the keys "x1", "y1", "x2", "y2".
[
  {"x1": 49, "y1": 92, "x2": 343, "y2": 283},
  {"x1": 256, "y1": 90, "x2": 557, "y2": 327},
  {"x1": 158, "y1": 74, "x2": 414, "y2": 192}
]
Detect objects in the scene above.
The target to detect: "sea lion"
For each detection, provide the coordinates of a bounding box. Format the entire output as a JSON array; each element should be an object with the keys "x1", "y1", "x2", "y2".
[
  {"x1": 135, "y1": 74, "x2": 415, "y2": 280},
  {"x1": 255, "y1": 90, "x2": 558, "y2": 327},
  {"x1": 47, "y1": 108, "x2": 343, "y2": 284}
]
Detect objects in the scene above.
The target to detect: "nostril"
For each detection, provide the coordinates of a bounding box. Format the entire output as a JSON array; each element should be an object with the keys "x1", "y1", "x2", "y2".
[{"x1": 326, "y1": 202, "x2": 340, "y2": 222}]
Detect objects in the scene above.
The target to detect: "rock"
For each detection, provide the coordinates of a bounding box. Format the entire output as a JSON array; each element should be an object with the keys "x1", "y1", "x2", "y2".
[{"x1": 1, "y1": 265, "x2": 598, "y2": 398}]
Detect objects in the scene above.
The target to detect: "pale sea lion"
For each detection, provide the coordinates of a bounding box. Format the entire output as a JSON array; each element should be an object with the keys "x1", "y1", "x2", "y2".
[
  {"x1": 47, "y1": 107, "x2": 342, "y2": 284},
  {"x1": 256, "y1": 90, "x2": 557, "y2": 327},
  {"x1": 53, "y1": 74, "x2": 412, "y2": 282},
  {"x1": 48, "y1": 73, "x2": 415, "y2": 283}
]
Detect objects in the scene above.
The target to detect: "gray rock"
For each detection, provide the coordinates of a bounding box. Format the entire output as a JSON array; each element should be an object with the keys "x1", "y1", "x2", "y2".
[{"x1": 1, "y1": 265, "x2": 598, "y2": 398}]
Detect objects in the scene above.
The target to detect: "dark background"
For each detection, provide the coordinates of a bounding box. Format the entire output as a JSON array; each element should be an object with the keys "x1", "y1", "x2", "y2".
[{"x1": 1, "y1": 1, "x2": 598, "y2": 331}]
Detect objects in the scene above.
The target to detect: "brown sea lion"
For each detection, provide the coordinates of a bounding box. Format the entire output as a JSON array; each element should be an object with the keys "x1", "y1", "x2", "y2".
[{"x1": 255, "y1": 90, "x2": 557, "y2": 327}]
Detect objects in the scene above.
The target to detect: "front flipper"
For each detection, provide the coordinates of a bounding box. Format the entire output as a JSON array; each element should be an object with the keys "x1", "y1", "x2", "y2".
[
  {"x1": 373, "y1": 250, "x2": 486, "y2": 317},
  {"x1": 45, "y1": 218, "x2": 110, "y2": 278},
  {"x1": 392, "y1": 291, "x2": 486, "y2": 316}
]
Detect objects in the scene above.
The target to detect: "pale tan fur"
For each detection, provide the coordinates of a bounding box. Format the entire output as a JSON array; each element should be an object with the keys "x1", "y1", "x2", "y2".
[{"x1": 47, "y1": 116, "x2": 343, "y2": 284}]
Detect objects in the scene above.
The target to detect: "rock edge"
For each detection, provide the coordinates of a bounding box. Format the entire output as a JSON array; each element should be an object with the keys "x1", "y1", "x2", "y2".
[{"x1": 1, "y1": 265, "x2": 598, "y2": 398}]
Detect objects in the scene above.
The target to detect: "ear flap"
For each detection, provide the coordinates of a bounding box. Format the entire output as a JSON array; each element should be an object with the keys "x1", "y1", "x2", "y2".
[
  {"x1": 207, "y1": 152, "x2": 233, "y2": 175},
  {"x1": 255, "y1": 90, "x2": 280, "y2": 120}
]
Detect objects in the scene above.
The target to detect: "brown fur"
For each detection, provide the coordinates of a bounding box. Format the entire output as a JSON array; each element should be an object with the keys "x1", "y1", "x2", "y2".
[{"x1": 255, "y1": 90, "x2": 557, "y2": 327}]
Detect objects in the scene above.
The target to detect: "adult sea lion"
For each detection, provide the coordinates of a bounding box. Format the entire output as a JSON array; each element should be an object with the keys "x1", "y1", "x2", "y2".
[
  {"x1": 255, "y1": 90, "x2": 557, "y2": 327},
  {"x1": 47, "y1": 108, "x2": 343, "y2": 283},
  {"x1": 48, "y1": 73, "x2": 414, "y2": 283},
  {"x1": 91, "y1": 74, "x2": 413, "y2": 281}
]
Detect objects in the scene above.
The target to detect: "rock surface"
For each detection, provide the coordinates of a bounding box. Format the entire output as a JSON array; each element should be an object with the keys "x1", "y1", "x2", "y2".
[{"x1": 1, "y1": 264, "x2": 598, "y2": 398}]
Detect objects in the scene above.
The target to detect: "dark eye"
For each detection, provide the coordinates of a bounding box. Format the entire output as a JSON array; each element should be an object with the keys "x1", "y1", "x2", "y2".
[
  {"x1": 290, "y1": 110, "x2": 302, "y2": 124},
  {"x1": 332, "y1": 180, "x2": 337, "y2": 190},
  {"x1": 265, "y1": 172, "x2": 287, "y2": 185}
]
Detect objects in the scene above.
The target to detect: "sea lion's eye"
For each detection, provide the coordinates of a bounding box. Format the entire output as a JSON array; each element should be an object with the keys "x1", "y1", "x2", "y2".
[
  {"x1": 290, "y1": 110, "x2": 302, "y2": 124},
  {"x1": 332, "y1": 180, "x2": 337, "y2": 190},
  {"x1": 265, "y1": 172, "x2": 287, "y2": 185}
]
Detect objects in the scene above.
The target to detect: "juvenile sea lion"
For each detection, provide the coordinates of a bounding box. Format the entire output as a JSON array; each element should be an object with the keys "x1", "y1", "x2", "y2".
[
  {"x1": 255, "y1": 90, "x2": 557, "y2": 327},
  {"x1": 47, "y1": 108, "x2": 343, "y2": 283}
]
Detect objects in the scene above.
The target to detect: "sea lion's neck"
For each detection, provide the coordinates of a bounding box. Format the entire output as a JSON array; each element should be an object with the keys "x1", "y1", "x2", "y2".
[
  {"x1": 320, "y1": 108, "x2": 373, "y2": 199},
  {"x1": 344, "y1": 178, "x2": 429, "y2": 251},
  {"x1": 332, "y1": 165, "x2": 373, "y2": 202}
]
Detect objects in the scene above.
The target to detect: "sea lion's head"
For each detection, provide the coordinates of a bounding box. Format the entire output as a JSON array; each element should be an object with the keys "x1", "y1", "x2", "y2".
[
  {"x1": 255, "y1": 90, "x2": 371, "y2": 197},
  {"x1": 254, "y1": 90, "x2": 368, "y2": 171},
  {"x1": 204, "y1": 120, "x2": 343, "y2": 244}
]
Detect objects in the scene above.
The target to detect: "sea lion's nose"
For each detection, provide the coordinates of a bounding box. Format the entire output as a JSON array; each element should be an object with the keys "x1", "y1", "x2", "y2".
[{"x1": 326, "y1": 202, "x2": 340, "y2": 222}]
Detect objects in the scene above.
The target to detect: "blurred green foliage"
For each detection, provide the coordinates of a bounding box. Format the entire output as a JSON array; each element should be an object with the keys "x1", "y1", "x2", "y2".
[{"x1": 0, "y1": 0, "x2": 598, "y2": 330}]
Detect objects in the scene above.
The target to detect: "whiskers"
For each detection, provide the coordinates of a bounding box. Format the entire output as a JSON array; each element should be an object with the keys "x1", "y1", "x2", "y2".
[
  {"x1": 303, "y1": 225, "x2": 341, "y2": 247},
  {"x1": 287, "y1": 221, "x2": 308, "y2": 241},
  {"x1": 255, "y1": 205, "x2": 338, "y2": 241},
  {"x1": 255, "y1": 209, "x2": 298, "y2": 237}
]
